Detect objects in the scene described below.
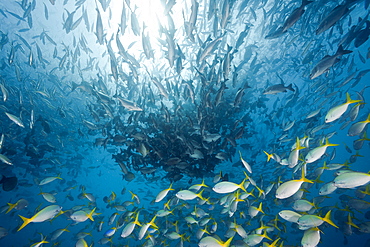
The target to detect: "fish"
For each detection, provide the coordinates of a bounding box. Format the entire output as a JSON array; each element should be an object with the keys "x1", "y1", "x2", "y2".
[
  {"x1": 5, "y1": 112, "x2": 25, "y2": 128},
  {"x1": 18, "y1": 205, "x2": 62, "y2": 231},
  {"x1": 38, "y1": 174, "x2": 63, "y2": 185},
  {"x1": 276, "y1": 168, "x2": 313, "y2": 199},
  {"x1": 95, "y1": 7, "x2": 104, "y2": 45},
  {"x1": 263, "y1": 83, "x2": 295, "y2": 95},
  {"x1": 310, "y1": 45, "x2": 353, "y2": 79},
  {"x1": 0, "y1": 175, "x2": 17, "y2": 191},
  {"x1": 316, "y1": 1, "x2": 353, "y2": 35},
  {"x1": 325, "y1": 93, "x2": 362, "y2": 123},
  {"x1": 333, "y1": 171, "x2": 370, "y2": 189},
  {"x1": 281, "y1": 0, "x2": 313, "y2": 33},
  {"x1": 305, "y1": 138, "x2": 339, "y2": 163}
]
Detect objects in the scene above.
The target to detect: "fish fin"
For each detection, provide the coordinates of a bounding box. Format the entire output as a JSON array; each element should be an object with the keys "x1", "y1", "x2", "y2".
[
  {"x1": 222, "y1": 236, "x2": 234, "y2": 247},
  {"x1": 325, "y1": 137, "x2": 339, "y2": 147},
  {"x1": 86, "y1": 207, "x2": 96, "y2": 221},
  {"x1": 365, "y1": 113, "x2": 370, "y2": 123},
  {"x1": 337, "y1": 45, "x2": 353, "y2": 56},
  {"x1": 300, "y1": 167, "x2": 313, "y2": 183},
  {"x1": 6, "y1": 202, "x2": 17, "y2": 214},
  {"x1": 323, "y1": 210, "x2": 338, "y2": 228},
  {"x1": 257, "y1": 202, "x2": 265, "y2": 214},
  {"x1": 295, "y1": 137, "x2": 305, "y2": 151},
  {"x1": 345, "y1": 92, "x2": 362, "y2": 104},
  {"x1": 18, "y1": 215, "x2": 32, "y2": 231},
  {"x1": 287, "y1": 84, "x2": 295, "y2": 92}
]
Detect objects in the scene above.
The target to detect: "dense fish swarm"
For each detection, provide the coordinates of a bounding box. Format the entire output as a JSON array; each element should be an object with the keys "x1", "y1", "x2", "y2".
[{"x1": 0, "y1": 0, "x2": 369, "y2": 246}]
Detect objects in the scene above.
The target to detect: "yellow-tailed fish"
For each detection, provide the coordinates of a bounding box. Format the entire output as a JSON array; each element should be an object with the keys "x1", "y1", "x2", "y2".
[
  {"x1": 76, "y1": 238, "x2": 88, "y2": 247},
  {"x1": 288, "y1": 137, "x2": 306, "y2": 168},
  {"x1": 70, "y1": 207, "x2": 96, "y2": 222},
  {"x1": 325, "y1": 93, "x2": 362, "y2": 123},
  {"x1": 39, "y1": 174, "x2": 63, "y2": 185},
  {"x1": 199, "y1": 235, "x2": 233, "y2": 247},
  {"x1": 155, "y1": 183, "x2": 174, "y2": 202},
  {"x1": 278, "y1": 210, "x2": 302, "y2": 223},
  {"x1": 121, "y1": 211, "x2": 141, "y2": 238},
  {"x1": 213, "y1": 179, "x2": 246, "y2": 194},
  {"x1": 18, "y1": 205, "x2": 62, "y2": 231},
  {"x1": 348, "y1": 113, "x2": 370, "y2": 136},
  {"x1": 292, "y1": 199, "x2": 315, "y2": 212},
  {"x1": 333, "y1": 171, "x2": 370, "y2": 188},
  {"x1": 305, "y1": 138, "x2": 339, "y2": 163},
  {"x1": 276, "y1": 168, "x2": 313, "y2": 199},
  {"x1": 189, "y1": 179, "x2": 209, "y2": 191},
  {"x1": 301, "y1": 227, "x2": 321, "y2": 247},
  {"x1": 138, "y1": 215, "x2": 158, "y2": 240},
  {"x1": 30, "y1": 235, "x2": 49, "y2": 247},
  {"x1": 176, "y1": 189, "x2": 205, "y2": 200},
  {"x1": 50, "y1": 225, "x2": 70, "y2": 241},
  {"x1": 297, "y1": 210, "x2": 338, "y2": 229},
  {"x1": 243, "y1": 230, "x2": 272, "y2": 246},
  {"x1": 248, "y1": 202, "x2": 264, "y2": 218}
]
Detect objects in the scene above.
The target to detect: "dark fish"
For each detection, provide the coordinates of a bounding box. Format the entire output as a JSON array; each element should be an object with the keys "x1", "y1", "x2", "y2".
[
  {"x1": 316, "y1": 1, "x2": 354, "y2": 35},
  {"x1": 263, "y1": 84, "x2": 295, "y2": 95},
  {"x1": 310, "y1": 45, "x2": 352, "y2": 79},
  {"x1": 0, "y1": 175, "x2": 18, "y2": 191},
  {"x1": 354, "y1": 20, "x2": 370, "y2": 48},
  {"x1": 281, "y1": 0, "x2": 313, "y2": 32},
  {"x1": 265, "y1": 27, "x2": 287, "y2": 39}
]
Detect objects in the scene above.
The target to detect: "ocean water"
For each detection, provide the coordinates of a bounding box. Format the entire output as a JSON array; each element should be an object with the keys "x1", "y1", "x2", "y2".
[{"x1": 0, "y1": 0, "x2": 369, "y2": 246}]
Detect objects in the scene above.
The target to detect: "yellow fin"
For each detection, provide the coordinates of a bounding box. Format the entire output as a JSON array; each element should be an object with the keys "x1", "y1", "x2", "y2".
[
  {"x1": 18, "y1": 215, "x2": 32, "y2": 231},
  {"x1": 6, "y1": 202, "x2": 17, "y2": 214},
  {"x1": 323, "y1": 210, "x2": 338, "y2": 228}
]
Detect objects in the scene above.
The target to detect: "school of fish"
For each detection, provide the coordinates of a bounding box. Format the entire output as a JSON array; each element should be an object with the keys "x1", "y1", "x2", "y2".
[{"x1": 0, "y1": 0, "x2": 370, "y2": 246}]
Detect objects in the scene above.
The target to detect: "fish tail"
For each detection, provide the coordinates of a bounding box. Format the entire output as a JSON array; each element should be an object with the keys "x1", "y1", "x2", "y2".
[
  {"x1": 325, "y1": 137, "x2": 339, "y2": 147},
  {"x1": 18, "y1": 215, "x2": 32, "y2": 231},
  {"x1": 323, "y1": 210, "x2": 339, "y2": 228},
  {"x1": 337, "y1": 45, "x2": 353, "y2": 56},
  {"x1": 86, "y1": 207, "x2": 96, "y2": 222},
  {"x1": 287, "y1": 84, "x2": 295, "y2": 92},
  {"x1": 295, "y1": 137, "x2": 305, "y2": 151},
  {"x1": 6, "y1": 202, "x2": 17, "y2": 214},
  {"x1": 222, "y1": 236, "x2": 234, "y2": 247},
  {"x1": 364, "y1": 113, "x2": 370, "y2": 123},
  {"x1": 345, "y1": 92, "x2": 362, "y2": 104},
  {"x1": 347, "y1": 214, "x2": 360, "y2": 229},
  {"x1": 263, "y1": 150, "x2": 273, "y2": 162},
  {"x1": 71, "y1": 81, "x2": 78, "y2": 92},
  {"x1": 300, "y1": 167, "x2": 314, "y2": 183},
  {"x1": 239, "y1": 180, "x2": 247, "y2": 192},
  {"x1": 262, "y1": 229, "x2": 272, "y2": 241},
  {"x1": 257, "y1": 202, "x2": 265, "y2": 214}
]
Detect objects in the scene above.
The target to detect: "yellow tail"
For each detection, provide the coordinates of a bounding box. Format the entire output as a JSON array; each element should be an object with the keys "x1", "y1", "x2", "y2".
[
  {"x1": 325, "y1": 137, "x2": 339, "y2": 147},
  {"x1": 323, "y1": 210, "x2": 338, "y2": 228},
  {"x1": 18, "y1": 215, "x2": 32, "y2": 231},
  {"x1": 86, "y1": 207, "x2": 96, "y2": 222},
  {"x1": 295, "y1": 137, "x2": 305, "y2": 151},
  {"x1": 300, "y1": 167, "x2": 313, "y2": 184},
  {"x1": 346, "y1": 92, "x2": 362, "y2": 105},
  {"x1": 222, "y1": 236, "x2": 234, "y2": 247},
  {"x1": 364, "y1": 113, "x2": 370, "y2": 123},
  {"x1": 6, "y1": 202, "x2": 17, "y2": 214}
]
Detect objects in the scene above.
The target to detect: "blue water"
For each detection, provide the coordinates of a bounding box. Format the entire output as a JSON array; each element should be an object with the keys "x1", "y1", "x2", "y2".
[{"x1": 0, "y1": 0, "x2": 370, "y2": 246}]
